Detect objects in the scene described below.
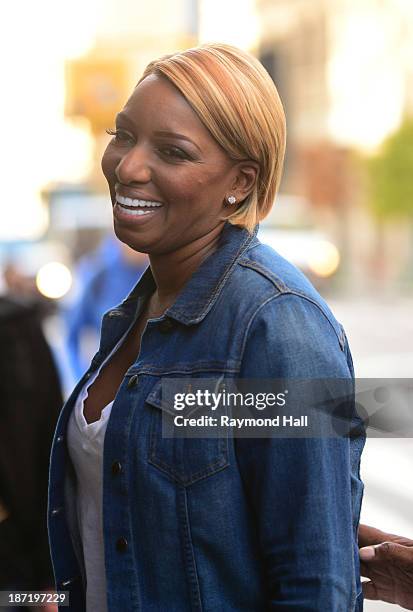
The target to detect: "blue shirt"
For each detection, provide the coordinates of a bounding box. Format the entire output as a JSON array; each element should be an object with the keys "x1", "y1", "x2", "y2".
[
  {"x1": 48, "y1": 222, "x2": 364, "y2": 611},
  {"x1": 63, "y1": 240, "x2": 146, "y2": 381}
]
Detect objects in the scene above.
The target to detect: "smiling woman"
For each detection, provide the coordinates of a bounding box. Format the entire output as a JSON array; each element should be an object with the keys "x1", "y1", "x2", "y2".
[
  {"x1": 48, "y1": 43, "x2": 364, "y2": 612},
  {"x1": 102, "y1": 72, "x2": 245, "y2": 254}
]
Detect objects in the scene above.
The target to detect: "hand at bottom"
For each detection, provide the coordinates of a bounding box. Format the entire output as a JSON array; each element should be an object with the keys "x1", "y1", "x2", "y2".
[{"x1": 359, "y1": 524, "x2": 413, "y2": 610}]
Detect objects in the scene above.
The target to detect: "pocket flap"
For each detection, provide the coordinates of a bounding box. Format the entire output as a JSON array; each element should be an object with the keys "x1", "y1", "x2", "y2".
[{"x1": 145, "y1": 376, "x2": 225, "y2": 418}]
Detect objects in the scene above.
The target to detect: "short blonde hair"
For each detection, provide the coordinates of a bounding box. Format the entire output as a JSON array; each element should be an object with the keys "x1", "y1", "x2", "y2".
[{"x1": 138, "y1": 43, "x2": 286, "y2": 232}]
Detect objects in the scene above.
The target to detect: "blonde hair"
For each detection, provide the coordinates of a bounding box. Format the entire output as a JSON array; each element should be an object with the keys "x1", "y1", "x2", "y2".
[{"x1": 138, "y1": 43, "x2": 286, "y2": 233}]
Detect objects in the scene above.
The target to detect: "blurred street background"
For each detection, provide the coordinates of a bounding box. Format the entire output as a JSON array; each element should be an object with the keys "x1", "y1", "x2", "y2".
[{"x1": 0, "y1": 1, "x2": 412, "y2": 610}]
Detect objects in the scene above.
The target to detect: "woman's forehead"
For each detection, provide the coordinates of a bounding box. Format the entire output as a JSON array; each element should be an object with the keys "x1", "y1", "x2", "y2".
[
  {"x1": 121, "y1": 75, "x2": 191, "y2": 123},
  {"x1": 118, "y1": 74, "x2": 215, "y2": 144}
]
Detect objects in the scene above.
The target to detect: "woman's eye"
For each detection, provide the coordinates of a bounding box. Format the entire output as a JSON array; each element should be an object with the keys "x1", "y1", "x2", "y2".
[
  {"x1": 159, "y1": 146, "x2": 190, "y2": 160},
  {"x1": 105, "y1": 128, "x2": 134, "y2": 143}
]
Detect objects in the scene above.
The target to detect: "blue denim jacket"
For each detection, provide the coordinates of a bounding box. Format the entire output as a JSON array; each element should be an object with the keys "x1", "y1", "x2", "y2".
[{"x1": 48, "y1": 222, "x2": 364, "y2": 611}]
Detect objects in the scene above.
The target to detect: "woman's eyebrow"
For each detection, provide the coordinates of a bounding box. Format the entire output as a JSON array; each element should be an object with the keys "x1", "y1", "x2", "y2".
[
  {"x1": 115, "y1": 112, "x2": 130, "y2": 123},
  {"x1": 114, "y1": 113, "x2": 202, "y2": 153},
  {"x1": 153, "y1": 130, "x2": 201, "y2": 152}
]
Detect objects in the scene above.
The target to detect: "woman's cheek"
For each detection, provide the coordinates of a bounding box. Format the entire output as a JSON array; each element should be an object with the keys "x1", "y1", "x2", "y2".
[{"x1": 101, "y1": 148, "x2": 117, "y2": 183}]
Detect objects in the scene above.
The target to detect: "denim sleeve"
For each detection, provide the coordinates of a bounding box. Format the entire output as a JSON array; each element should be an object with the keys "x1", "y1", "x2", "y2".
[{"x1": 236, "y1": 293, "x2": 362, "y2": 611}]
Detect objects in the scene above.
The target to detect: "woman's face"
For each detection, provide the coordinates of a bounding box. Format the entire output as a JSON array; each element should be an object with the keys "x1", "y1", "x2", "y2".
[{"x1": 101, "y1": 74, "x2": 246, "y2": 255}]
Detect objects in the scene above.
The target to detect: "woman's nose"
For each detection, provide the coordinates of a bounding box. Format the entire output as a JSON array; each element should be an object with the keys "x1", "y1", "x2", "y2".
[{"x1": 115, "y1": 146, "x2": 151, "y2": 184}]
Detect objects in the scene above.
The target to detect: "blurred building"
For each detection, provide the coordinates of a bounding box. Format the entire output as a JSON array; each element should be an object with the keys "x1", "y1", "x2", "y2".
[
  {"x1": 257, "y1": 0, "x2": 413, "y2": 291},
  {"x1": 64, "y1": 0, "x2": 199, "y2": 191},
  {"x1": 258, "y1": 0, "x2": 413, "y2": 150}
]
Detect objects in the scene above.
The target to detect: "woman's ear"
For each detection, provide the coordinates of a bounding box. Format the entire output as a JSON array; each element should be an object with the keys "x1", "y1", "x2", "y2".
[{"x1": 231, "y1": 161, "x2": 260, "y2": 202}]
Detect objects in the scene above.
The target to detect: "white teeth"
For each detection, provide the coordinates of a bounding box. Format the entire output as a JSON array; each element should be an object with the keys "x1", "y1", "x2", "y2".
[
  {"x1": 115, "y1": 194, "x2": 163, "y2": 207},
  {"x1": 117, "y1": 206, "x2": 155, "y2": 216}
]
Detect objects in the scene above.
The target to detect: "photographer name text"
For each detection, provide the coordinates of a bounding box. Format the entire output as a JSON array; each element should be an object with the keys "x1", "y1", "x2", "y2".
[{"x1": 173, "y1": 415, "x2": 308, "y2": 428}]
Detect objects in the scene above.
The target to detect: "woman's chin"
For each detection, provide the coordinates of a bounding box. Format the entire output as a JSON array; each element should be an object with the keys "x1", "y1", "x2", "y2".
[
  {"x1": 113, "y1": 222, "x2": 155, "y2": 255},
  {"x1": 112, "y1": 204, "x2": 165, "y2": 251}
]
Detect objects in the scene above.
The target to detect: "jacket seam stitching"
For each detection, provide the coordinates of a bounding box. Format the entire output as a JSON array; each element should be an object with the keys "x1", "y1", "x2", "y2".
[
  {"x1": 129, "y1": 366, "x2": 241, "y2": 376},
  {"x1": 238, "y1": 259, "x2": 289, "y2": 292},
  {"x1": 240, "y1": 292, "x2": 342, "y2": 364},
  {"x1": 283, "y1": 290, "x2": 343, "y2": 345},
  {"x1": 179, "y1": 487, "x2": 203, "y2": 611}
]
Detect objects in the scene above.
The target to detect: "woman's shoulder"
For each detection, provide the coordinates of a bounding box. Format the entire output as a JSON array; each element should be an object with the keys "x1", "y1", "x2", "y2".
[
  {"x1": 219, "y1": 239, "x2": 346, "y2": 358},
  {"x1": 234, "y1": 240, "x2": 339, "y2": 325},
  {"x1": 238, "y1": 239, "x2": 322, "y2": 298},
  {"x1": 230, "y1": 241, "x2": 350, "y2": 377}
]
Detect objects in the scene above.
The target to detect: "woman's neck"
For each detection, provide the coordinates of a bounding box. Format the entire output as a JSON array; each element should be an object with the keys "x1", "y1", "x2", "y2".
[{"x1": 147, "y1": 223, "x2": 224, "y2": 315}]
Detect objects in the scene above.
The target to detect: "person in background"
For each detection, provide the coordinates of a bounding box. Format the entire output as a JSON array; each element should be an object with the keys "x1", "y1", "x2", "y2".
[
  {"x1": 63, "y1": 236, "x2": 147, "y2": 380},
  {"x1": 0, "y1": 294, "x2": 63, "y2": 611},
  {"x1": 359, "y1": 523, "x2": 413, "y2": 610}
]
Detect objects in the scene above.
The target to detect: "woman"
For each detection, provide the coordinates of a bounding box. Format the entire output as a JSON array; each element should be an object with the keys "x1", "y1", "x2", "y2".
[{"x1": 48, "y1": 43, "x2": 364, "y2": 611}]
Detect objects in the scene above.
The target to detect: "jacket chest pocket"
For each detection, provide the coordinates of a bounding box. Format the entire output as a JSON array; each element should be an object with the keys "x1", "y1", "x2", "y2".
[{"x1": 145, "y1": 377, "x2": 229, "y2": 487}]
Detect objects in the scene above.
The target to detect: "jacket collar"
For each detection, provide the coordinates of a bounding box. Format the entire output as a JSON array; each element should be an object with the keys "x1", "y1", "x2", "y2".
[{"x1": 124, "y1": 222, "x2": 259, "y2": 326}]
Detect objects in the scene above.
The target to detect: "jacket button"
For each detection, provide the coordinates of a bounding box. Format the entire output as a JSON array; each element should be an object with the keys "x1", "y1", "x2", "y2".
[
  {"x1": 112, "y1": 461, "x2": 122, "y2": 475},
  {"x1": 56, "y1": 435, "x2": 64, "y2": 443},
  {"x1": 51, "y1": 507, "x2": 63, "y2": 516},
  {"x1": 108, "y1": 309, "x2": 124, "y2": 318},
  {"x1": 116, "y1": 537, "x2": 128, "y2": 552},
  {"x1": 127, "y1": 374, "x2": 138, "y2": 389},
  {"x1": 158, "y1": 318, "x2": 174, "y2": 333}
]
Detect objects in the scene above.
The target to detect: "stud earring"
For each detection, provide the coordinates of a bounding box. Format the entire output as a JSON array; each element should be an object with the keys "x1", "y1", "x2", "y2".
[{"x1": 227, "y1": 195, "x2": 237, "y2": 205}]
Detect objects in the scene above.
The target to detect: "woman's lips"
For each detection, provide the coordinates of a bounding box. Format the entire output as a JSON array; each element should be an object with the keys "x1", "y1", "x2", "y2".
[
  {"x1": 113, "y1": 194, "x2": 164, "y2": 222},
  {"x1": 113, "y1": 201, "x2": 163, "y2": 224}
]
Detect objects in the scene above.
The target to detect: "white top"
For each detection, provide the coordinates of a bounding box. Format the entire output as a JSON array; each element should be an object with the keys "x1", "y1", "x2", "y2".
[{"x1": 67, "y1": 332, "x2": 127, "y2": 612}]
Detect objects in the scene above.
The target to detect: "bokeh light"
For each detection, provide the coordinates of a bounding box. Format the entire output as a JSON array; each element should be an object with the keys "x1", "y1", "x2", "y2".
[
  {"x1": 36, "y1": 261, "x2": 73, "y2": 299},
  {"x1": 308, "y1": 240, "x2": 341, "y2": 277}
]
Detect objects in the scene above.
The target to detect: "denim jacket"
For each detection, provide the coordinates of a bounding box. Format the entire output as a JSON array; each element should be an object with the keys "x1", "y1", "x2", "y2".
[{"x1": 48, "y1": 222, "x2": 364, "y2": 611}]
